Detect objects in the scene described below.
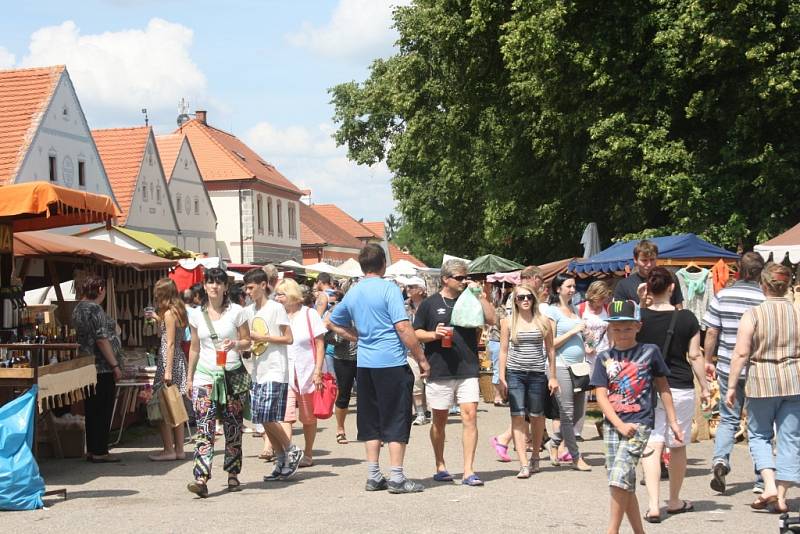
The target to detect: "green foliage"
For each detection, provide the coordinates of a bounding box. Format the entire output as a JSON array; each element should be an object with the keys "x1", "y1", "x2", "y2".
[{"x1": 330, "y1": 0, "x2": 800, "y2": 263}]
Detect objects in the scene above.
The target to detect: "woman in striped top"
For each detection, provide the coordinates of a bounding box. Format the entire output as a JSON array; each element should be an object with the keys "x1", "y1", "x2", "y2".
[
  {"x1": 727, "y1": 262, "x2": 800, "y2": 514},
  {"x1": 498, "y1": 284, "x2": 558, "y2": 478}
]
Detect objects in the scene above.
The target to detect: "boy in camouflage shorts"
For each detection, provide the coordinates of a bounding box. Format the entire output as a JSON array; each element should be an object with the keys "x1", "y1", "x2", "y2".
[{"x1": 590, "y1": 300, "x2": 684, "y2": 534}]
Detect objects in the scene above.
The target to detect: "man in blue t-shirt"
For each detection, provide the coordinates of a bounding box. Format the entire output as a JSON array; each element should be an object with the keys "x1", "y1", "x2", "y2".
[
  {"x1": 590, "y1": 299, "x2": 683, "y2": 531},
  {"x1": 327, "y1": 244, "x2": 430, "y2": 494}
]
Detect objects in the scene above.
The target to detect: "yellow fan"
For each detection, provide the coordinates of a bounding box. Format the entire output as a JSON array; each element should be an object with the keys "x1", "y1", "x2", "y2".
[{"x1": 251, "y1": 317, "x2": 270, "y2": 356}]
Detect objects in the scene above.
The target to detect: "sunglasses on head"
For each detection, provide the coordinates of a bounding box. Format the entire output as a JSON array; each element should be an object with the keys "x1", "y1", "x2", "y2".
[
  {"x1": 515, "y1": 294, "x2": 534, "y2": 302},
  {"x1": 450, "y1": 275, "x2": 468, "y2": 282}
]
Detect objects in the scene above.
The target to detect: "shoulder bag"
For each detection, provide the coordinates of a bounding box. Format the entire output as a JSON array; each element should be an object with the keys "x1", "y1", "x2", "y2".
[
  {"x1": 566, "y1": 315, "x2": 592, "y2": 393},
  {"x1": 662, "y1": 310, "x2": 679, "y2": 359},
  {"x1": 306, "y1": 308, "x2": 337, "y2": 419}
]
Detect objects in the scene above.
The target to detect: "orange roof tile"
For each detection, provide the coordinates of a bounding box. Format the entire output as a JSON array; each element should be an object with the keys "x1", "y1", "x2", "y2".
[
  {"x1": 300, "y1": 202, "x2": 362, "y2": 249},
  {"x1": 91, "y1": 126, "x2": 150, "y2": 225},
  {"x1": 0, "y1": 65, "x2": 64, "y2": 185},
  {"x1": 175, "y1": 118, "x2": 302, "y2": 195},
  {"x1": 311, "y1": 204, "x2": 377, "y2": 240},
  {"x1": 154, "y1": 134, "x2": 183, "y2": 179},
  {"x1": 388, "y1": 242, "x2": 426, "y2": 267},
  {"x1": 362, "y1": 221, "x2": 385, "y2": 239}
]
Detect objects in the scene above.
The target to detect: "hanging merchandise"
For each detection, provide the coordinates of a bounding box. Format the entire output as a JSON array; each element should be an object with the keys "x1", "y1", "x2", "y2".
[
  {"x1": 675, "y1": 266, "x2": 712, "y2": 325},
  {"x1": 711, "y1": 259, "x2": 731, "y2": 293}
]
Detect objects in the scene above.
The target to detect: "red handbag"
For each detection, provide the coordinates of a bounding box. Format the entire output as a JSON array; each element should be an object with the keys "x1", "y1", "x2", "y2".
[
  {"x1": 307, "y1": 308, "x2": 337, "y2": 419},
  {"x1": 312, "y1": 372, "x2": 337, "y2": 419}
]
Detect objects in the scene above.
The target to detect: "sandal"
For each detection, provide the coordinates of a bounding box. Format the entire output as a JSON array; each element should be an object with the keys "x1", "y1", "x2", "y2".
[
  {"x1": 666, "y1": 500, "x2": 694, "y2": 514},
  {"x1": 336, "y1": 432, "x2": 349, "y2": 444},
  {"x1": 187, "y1": 479, "x2": 208, "y2": 498},
  {"x1": 299, "y1": 456, "x2": 314, "y2": 468},
  {"x1": 751, "y1": 495, "x2": 778, "y2": 510},
  {"x1": 227, "y1": 475, "x2": 241, "y2": 491},
  {"x1": 462, "y1": 474, "x2": 484, "y2": 486},
  {"x1": 490, "y1": 436, "x2": 512, "y2": 462},
  {"x1": 516, "y1": 466, "x2": 530, "y2": 479},
  {"x1": 433, "y1": 470, "x2": 454, "y2": 482},
  {"x1": 643, "y1": 510, "x2": 661, "y2": 523},
  {"x1": 258, "y1": 452, "x2": 276, "y2": 461}
]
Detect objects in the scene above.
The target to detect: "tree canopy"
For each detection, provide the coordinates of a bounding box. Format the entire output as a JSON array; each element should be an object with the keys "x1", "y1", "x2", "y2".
[{"x1": 330, "y1": 0, "x2": 800, "y2": 264}]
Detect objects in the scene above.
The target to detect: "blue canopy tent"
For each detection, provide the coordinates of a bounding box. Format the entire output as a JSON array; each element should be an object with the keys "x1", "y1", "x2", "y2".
[{"x1": 568, "y1": 234, "x2": 739, "y2": 275}]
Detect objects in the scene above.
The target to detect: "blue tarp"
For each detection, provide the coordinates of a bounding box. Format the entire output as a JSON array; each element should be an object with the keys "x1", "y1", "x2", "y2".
[
  {"x1": 569, "y1": 233, "x2": 739, "y2": 274},
  {"x1": 0, "y1": 385, "x2": 45, "y2": 510}
]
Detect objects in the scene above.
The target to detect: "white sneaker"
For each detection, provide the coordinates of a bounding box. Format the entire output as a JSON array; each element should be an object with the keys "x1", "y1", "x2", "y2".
[{"x1": 412, "y1": 414, "x2": 427, "y2": 426}]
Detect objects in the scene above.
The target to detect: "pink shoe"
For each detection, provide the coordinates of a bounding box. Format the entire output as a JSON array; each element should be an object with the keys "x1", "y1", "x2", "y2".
[
  {"x1": 558, "y1": 451, "x2": 574, "y2": 463},
  {"x1": 491, "y1": 436, "x2": 511, "y2": 462}
]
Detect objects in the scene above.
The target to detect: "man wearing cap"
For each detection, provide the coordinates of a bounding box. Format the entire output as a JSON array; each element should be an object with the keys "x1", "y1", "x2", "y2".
[{"x1": 404, "y1": 276, "x2": 428, "y2": 425}]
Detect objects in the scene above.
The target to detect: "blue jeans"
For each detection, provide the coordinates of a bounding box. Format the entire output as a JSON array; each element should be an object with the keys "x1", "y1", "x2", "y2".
[
  {"x1": 712, "y1": 369, "x2": 747, "y2": 470},
  {"x1": 747, "y1": 395, "x2": 800, "y2": 483},
  {"x1": 506, "y1": 370, "x2": 547, "y2": 417},
  {"x1": 487, "y1": 340, "x2": 500, "y2": 384}
]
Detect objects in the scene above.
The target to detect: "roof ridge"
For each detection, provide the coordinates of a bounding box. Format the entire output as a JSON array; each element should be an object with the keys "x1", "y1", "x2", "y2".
[
  {"x1": 92, "y1": 125, "x2": 150, "y2": 133},
  {"x1": 0, "y1": 65, "x2": 65, "y2": 74}
]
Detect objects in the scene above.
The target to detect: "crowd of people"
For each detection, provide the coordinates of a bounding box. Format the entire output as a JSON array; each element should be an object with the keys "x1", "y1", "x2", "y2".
[{"x1": 70, "y1": 240, "x2": 800, "y2": 533}]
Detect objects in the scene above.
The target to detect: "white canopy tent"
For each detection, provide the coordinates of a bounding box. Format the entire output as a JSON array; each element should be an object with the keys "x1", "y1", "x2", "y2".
[
  {"x1": 754, "y1": 222, "x2": 800, "y2": 263},
  {"x1": 385, "y1": 259, "x2": 420, "y2": 277},
  {"x1": 337, "y1": 258, "x2": 364, "y2": 278},
  {"x1": 280, "y1": 260, "x2": 305, "y2": 269},
  {"x1": 25, "y1": 280, "x2": 77, "y2": 305},
  {"x1": 304, "y1": 261, "x2": 344, "y2": 276}
]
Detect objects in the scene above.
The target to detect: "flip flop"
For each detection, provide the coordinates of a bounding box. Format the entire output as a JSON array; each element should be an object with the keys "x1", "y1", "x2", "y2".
[
  {"x1": 490, "y1": 436, "x2": 511, "y2": 462},
  {"x1": 751, "y1": 495, "x2": 778, "y2": 510},
  {"x1": 336, "y1": 432, "x2": 349, "y2": 444},
  {"x1": 462, "y1": 474, "x2": 484, "y2": 486},
  {"x1": 667, "y1": 500, "x2": 694, "y2": 514},
  {"x1": 643, "y1": 510, "x2": 661, "y2": 524},
  {"x1": 433, "y1": 470, "x2": 454, "y2": 482}
]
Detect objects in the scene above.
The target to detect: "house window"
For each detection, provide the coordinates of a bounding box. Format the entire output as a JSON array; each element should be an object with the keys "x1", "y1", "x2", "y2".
[
  {"x1": 267, "y1": 197, "x2": 274, "y2": 235},
  {"x1": 78, "y1": 161, "x2": 85, "y2": 186},
  {"x1": 156, "y1": 185, "x2": 162, "y2": 204},
  {"x1": 277, "y1": 200, "x2": 283, "y2": 237},
  {"x1": 48, "y1": 156, "x2": 57, "y2": 181},
  {"x1": 150, "y1": 183, "x2": 154, "y2": 200},
  {"x1": 142, "y1": 184, "x2": 148, "y2": 202},
  {"x1": 256, "y1": 195, "x2": 264, "y2": 234},
  {"x1": 194, "y1": 197, "x2": 199, "y2": 214},
  {"x1": 184, "y1": 158, "x2": 188, "y2": 170},
  {"x1": 288, "y1": 202, "x2": 297, "y2": 239},
  {"x1": 176, "y1": 194, "x2": 182, "y2": 213}
]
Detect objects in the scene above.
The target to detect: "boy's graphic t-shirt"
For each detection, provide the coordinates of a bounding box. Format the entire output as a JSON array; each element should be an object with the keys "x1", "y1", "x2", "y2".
[{"x1": 590, "y1": 343, "x2": 670, "y2": 428}]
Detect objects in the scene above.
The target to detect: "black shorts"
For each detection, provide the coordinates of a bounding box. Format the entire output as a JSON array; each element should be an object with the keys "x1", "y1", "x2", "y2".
[{"x1": 356, "y1": 365, "x2": 413, "y2": 444}]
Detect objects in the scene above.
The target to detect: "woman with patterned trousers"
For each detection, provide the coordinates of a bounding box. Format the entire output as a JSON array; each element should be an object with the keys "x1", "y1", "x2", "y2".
[{"x1": 186, "y1": 268, "x2": 251, "y2": 497}]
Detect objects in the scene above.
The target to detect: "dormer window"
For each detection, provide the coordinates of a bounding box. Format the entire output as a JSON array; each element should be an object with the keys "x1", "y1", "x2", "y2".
[
  {"x1": 194, "y1": 197, "x2": 199, "y2": 214},
  {"x1": 142, "y1": 184, "x2": 148, "y2": 201},
  {"x1": 156, "y1": 185, "x2": 162, "y2": 204},
  {"x1": 176, "y1": 193, "x2": 182, "y2": 213}
]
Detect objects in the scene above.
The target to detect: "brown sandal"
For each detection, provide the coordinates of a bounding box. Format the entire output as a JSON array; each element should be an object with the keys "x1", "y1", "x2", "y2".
[
  {"x1": 751, "y1": 495, "x2": 778, "y2": 510},
  {"x1": 336, "y1": 432, "x2": 348, "y2": 444},
  {"x1": 227, "y1": 475, "x2": 241, "y2": 491}
]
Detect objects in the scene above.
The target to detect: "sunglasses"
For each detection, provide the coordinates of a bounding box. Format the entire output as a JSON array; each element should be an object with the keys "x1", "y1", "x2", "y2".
[
  {"x1": 515, "y1": 294, "x2": 534, "y2": 302},
  {"x1": 450, "y1": 275, "x2": 469, "y2": 282}
]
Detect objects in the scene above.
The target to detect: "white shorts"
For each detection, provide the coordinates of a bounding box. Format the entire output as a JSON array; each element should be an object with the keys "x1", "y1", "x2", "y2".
[
  {"x1": 425, "y1": 378, "x2": 480, "y2": 410},
  {"x1": 648, "y1": 387, "x2": 695, "y2": 448}
]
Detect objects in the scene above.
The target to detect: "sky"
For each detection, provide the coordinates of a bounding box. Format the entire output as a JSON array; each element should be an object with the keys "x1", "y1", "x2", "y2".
[{"x1": 0, "y1": 0, "x2": 409, "y2": 222}]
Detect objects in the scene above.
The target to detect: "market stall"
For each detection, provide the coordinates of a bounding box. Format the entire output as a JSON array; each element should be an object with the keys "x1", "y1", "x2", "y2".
[{"x1": 754, "y1": 222, "x2": 800, "y2": 264}]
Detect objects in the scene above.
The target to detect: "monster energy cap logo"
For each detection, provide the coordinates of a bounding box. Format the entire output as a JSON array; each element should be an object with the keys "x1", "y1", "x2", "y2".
[{"x1": 607, "y1": 300, "x2": 639, "y2": 321}]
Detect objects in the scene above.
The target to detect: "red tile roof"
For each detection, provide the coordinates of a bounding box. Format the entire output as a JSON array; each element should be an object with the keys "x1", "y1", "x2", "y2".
[
  {"x1": 362, "y1": 221, "x2": 385, "y2": 238},
  {"x1": 91, "y1": 126, "x2": 150, "y2": 225},
  {"x1": 0, "y1": 65, "x2": 64, "y2": 185},
  {"x1": 310, "y1": 204, "x2": 377, "y2": 240},
  {"x1": 388, "y1": 242, "x2": 426, "y2": 267},
  {"x1": 300, "y1": 202, "x2": 362, "y2": 249},
  {"x1": 154, "y1": 134, "x2": 183, "y2": 179},
  {"x1": 175, "y1": 118, "x2": 302, "y2": 195}
]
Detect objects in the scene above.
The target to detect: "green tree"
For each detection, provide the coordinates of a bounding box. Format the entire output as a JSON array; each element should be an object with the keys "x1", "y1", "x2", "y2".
[{"x1": 331, "y1": 0, "x2": 800, "y2": 263}]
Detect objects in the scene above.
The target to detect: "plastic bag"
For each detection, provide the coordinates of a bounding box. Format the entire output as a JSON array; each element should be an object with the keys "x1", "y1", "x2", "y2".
[
  {"x1": 451, "y1": 287, "x2": 485, "y2": 328},
  {"x1": 0, "y1": 385, "x2": 45, "y2": 510}
]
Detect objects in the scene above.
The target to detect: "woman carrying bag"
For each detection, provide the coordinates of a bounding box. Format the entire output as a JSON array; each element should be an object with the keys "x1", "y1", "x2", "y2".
[
  {"x1": 149, "y1": 278, "x2": 189, "y2": 461},
  {"x1": 186, "y1": 268, "x2": 251, "y2": 497}
]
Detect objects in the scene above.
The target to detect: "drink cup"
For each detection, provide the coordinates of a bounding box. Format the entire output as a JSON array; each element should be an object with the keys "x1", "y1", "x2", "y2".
[
  {"x1": 215, "y1": 342, "x2": 227, "y2": 366},
  {"x1": 441, "y1": 327, "x2": 454, "y2": 348}
]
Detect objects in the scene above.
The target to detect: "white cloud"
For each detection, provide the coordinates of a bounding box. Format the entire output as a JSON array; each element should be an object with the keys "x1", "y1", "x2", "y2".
[
  {"x1": 287, "y1": 0, "x2": 411, "y2": 61},
  {"x1": 0, "y1": 47, "x2": 14, "y2": 68},
  {"x1": 19, "y1": 19, "x2": 205, "y2": 115},
  {"x1": 245, "y1": 121, "x2": 395, "y2": 221}
]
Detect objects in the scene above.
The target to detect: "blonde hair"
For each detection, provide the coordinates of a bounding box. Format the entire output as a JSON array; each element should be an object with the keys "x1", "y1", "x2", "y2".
[
  {"x1": 154, "y1": 278, "x2": 188, "y2": 328},
  {"x1": 276, "y1": 278, "x2": 304, "y2": 304},
  {"x1": 761, "y1": 262, "x2": 792, "y2": 296},
  {"x1": 510, "y1": 283, "x2": 550, "y2": 345},
  {"x1": 586, "y1": 280, "x2": 612, "y2": 303}
]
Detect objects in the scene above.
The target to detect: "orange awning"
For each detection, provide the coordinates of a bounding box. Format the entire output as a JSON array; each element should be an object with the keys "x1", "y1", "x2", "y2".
[
  {"x1": 0, "y1": 181, "x2": 120, "y2": 232},
  {"x1": 14, "y1": 231, "x2": 176, "y2": 270}
]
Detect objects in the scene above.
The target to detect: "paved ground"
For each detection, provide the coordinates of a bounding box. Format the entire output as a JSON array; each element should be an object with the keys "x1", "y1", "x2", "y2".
[{"x1": 5, "y1": 403, "x2": 795, "y2": 533}]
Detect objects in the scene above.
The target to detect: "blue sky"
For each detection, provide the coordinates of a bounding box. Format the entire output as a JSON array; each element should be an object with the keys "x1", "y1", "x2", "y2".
[{"x1": 0, "y1": 0, "x2": 406, "y2": 222}]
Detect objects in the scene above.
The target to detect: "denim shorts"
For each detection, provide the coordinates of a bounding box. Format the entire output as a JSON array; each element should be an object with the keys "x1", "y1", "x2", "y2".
[{"x1": 506, "y1": 369, "x2": 547, "y2": 417}]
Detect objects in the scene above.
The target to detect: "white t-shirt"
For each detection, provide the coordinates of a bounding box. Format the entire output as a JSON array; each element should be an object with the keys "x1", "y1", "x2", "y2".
[
  {"x1": 188, "y1": 304, "x2": 248, "y2": 386},
  {"x1": 246, "y1": 300, "x2": 291, "y2": 385},
  {"x1": 287, "y1": 306, "x2": 327, "y2": 394}
]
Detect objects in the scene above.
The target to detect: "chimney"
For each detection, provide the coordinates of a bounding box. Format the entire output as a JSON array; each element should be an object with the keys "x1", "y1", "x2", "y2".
[{"x1": 195, "y1": 110, "x2": 207, "y2": 125}]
